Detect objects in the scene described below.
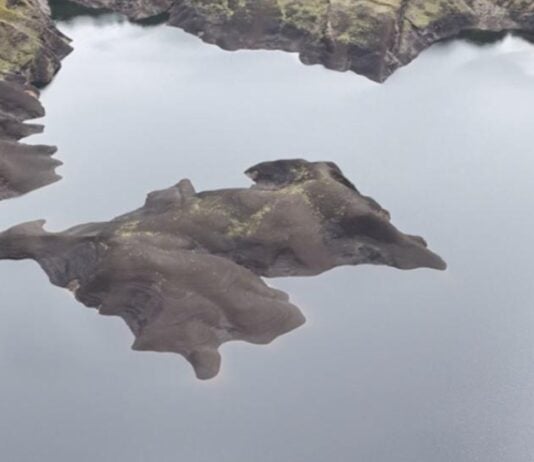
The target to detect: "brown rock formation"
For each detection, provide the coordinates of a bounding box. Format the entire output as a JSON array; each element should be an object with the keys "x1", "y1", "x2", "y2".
[{"x1": 0, "y1": 160, "x2": 446, "y2": 379}]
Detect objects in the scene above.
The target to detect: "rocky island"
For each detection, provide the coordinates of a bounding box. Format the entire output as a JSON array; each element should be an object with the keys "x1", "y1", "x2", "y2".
[{"x1": 0, "y1": 160, "x2": 446, "y2": 378}]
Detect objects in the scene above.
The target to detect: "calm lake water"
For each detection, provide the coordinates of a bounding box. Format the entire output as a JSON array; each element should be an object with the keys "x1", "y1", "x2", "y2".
[{"x1": 1, "y1": 13, "x2": 534, "y2": 462}]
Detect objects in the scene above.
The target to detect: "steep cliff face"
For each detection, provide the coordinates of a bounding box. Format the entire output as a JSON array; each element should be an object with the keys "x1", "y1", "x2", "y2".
[
  {"x1": 0, "y1": 160, "x2": 446, "y2": 379},
  {"x1": 0, "y1": 0, "x2": 70, "y2": 201},
  {"x1": 0, "y1": 0, "x2": 71, "y2": 84},
  {"x1": 69, "y1": 0, "x2": 534, "y2": 82},
  {"x1": 153, "y1": 0, "x2": 534, "y2": 81}
]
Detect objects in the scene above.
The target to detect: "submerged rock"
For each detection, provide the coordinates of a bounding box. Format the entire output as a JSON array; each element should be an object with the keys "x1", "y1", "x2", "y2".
[
  {"x1": 0, "y1": 160, "x2": 446, "y2": 379},
  {"x1": 67, "y1": 0, "x2": 534, "y2": 82}
]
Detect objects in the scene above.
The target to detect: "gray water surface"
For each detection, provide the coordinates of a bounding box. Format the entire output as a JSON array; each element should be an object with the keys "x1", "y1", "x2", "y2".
[{"x1": 1, "y1": 15, "x2": 534, "y2": 462}]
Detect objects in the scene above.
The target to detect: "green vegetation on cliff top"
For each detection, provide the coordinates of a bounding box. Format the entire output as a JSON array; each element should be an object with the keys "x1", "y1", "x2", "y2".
[{"x1": 0, "y1": 0, "x2": 42, "y2": 77}]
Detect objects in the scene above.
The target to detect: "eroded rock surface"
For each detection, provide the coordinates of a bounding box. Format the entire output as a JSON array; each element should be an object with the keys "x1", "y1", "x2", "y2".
[
  {"x1": 0, "y1": 0, "x2": 71, "y2": 200},
  {"x1": 0, "y1": 79, "x2": 62, "y2": 199},
  {"x1": 68, "y1": 0, "x2": 534, "y2": 82},
  {"x1": 0, "y1": 160, "x2": 446, "y2": 379}
]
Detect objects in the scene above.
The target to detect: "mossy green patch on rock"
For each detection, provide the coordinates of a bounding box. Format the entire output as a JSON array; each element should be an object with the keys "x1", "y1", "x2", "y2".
[
  {"x1": 0, "y1": 0, "x2": 71, "y2": 84},
  {"x1": 227, "y1": 204, "x2": 273, "y2": 238},
  {"x1": 277, "y1": 0, "x2": 328, "y2": 35},
  {"x1": 404, "y1": 0, "x2": 471, "y2": 29},
  {"x1": 188, "y1": 0, "x2": 237, "y2": 20},
  {"x1": 0, "y1": 22, "x2": 40, "y2": 74}
]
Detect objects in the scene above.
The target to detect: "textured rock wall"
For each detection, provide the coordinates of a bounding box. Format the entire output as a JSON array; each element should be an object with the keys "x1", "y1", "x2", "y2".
[
  {"x1": 0, "y1": 0, "x2": 71, "y2": 84},
  {"x1": 0, "y1": 0, "x2": 70, "y2": 200},
  {"x1": 0, "y1": 79, "x2": 61, "y2": 199},
  {"x1": 70, "y1": 0, "x2": 534, "y2": 81}
]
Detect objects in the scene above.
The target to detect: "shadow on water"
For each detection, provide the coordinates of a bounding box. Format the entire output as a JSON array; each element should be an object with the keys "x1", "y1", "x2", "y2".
[
  {"x1": 439, "y1": 28, "x2": 534, "y2": 47},
  {"x1": 49, "y1": 0, "x2": 169, "y2": 26},
  {"x1": 49, "y1": 0, "x2": 111, "y2": 21}
]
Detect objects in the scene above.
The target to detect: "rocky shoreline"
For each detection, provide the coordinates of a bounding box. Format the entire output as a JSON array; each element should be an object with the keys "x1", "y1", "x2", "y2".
[
  {"x1": 0, "y1": 79, "x2": 62, "y2": 199},
  {"x1": 0, "y1": 0, "x2": 71, "y2": 200},
  {"x1": 69, "y1": 0, "x2": 534, "y2": 82}
]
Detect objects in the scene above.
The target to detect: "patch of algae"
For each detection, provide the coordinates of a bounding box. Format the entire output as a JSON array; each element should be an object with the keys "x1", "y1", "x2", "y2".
[
  {"x1": 327, "y1": 0, "x2": 401, "y2": 47},
  {"x1": 0, "y1": 0, "x2": 41, "y2": 36},
  {"x1": 190, "y1": 0, "x2": 240, "y2": 20},
  {"x1": 116, "y1": 220, "x2": 141, "y2": 236},
  {"x1": 0, "y1": 0, "x2": 41, "y2": 76},
  {"x1": 227, "y1": 184, "x2": 317, "y2": 239},
  {"x1": 116, "y1": 220, "x2": 158, "y2": 238},
  {"x1": 189, "y1": 196, "x2": 230, "y2": 217},
  {"x1": 276, "y1": 0, "x2": 328, "y2": 35},
  {"x1": 0, "y1": 26, "x2": 39, "y2": 70},
  {"x1": 179, "y1": 178, "x2": 315, "y2": 239},
  {"x1": 227, "y1": 204, "x2": 273, "y2": 238},
  {"x1": 404, "y1": 0, "x2": 473, "y2": 29}
]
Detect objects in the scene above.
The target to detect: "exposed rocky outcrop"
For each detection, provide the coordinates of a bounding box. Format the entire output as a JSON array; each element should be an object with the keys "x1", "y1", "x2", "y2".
[
  {"x1": 68, "y1": 0, "x2": 534, "y2": 82},
  {"x1": 0, "y1": 79, "x2": 62, "y2": 199},
  {"x1": 0, "y1": 160, "x2": 446, "y2": 379},
  {"x1": 1, "y1": 0, "x2": 71, "y2": 84},
  {"x1": 0, "y1": 0, "x2": 71, "y2": 200}
]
